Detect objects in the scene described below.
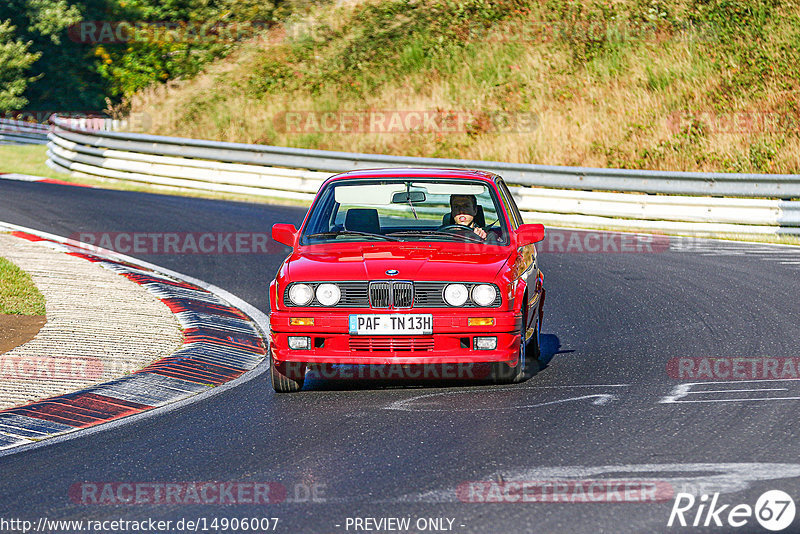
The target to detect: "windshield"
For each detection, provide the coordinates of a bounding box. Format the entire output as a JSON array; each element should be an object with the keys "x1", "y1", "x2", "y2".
[{"x1": 301, "y1": 179, "x2": 508, "y2": 245}]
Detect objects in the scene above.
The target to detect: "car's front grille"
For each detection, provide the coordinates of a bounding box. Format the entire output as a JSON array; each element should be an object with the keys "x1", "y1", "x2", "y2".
[
  {"x1": 414, "y1": 282, "x2": 502, "y2": 308},
  {"x1": 369, "y1": 281, "x2": 413, "y2": 308},
  {"x1": 349, "y1": 336, "x2": 434, "y2": 352},
  {"x1": 284, "y1": 282, "x2": 370, "y2": 307},
  {"x1": 284, "y1": 281, "x2": 500, "y2": 308},
  {"x1": 369, "y1": 282, "x2": 391, "y2": 308},
  {"x1": 393, "y1": 282, "x2": 413, "y2": 307},
  {"x1": 338, "y1": 282, "x2": 369, "y2": 307}
]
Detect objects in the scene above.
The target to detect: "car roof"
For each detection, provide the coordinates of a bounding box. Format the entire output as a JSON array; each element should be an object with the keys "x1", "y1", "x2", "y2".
[{"x1": 323, "y1": 167, "x2": 499, "y2": 186}]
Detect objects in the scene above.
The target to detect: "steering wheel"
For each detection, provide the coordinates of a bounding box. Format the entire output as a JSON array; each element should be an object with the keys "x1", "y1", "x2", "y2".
[{"x1": 438, "y1": 224, "x2": 485, "y2": 242}]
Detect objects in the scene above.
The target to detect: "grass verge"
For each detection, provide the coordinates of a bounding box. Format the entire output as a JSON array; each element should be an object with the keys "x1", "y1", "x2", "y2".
[
  {"x1": 0, "y1": 255, "x2": 46, "y2": 315},
  {"x1": 0, "y1": 145, "x2": 65, "y2": 181}
]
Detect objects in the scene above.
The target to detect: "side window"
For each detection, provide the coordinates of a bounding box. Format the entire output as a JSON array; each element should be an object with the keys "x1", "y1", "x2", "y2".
[
  {"x1": 303, "y1": 186, "x2": 336, "y2": 235},
  {"x1": 496, "y1": 179, "x2": 522, "y2": 229},
  {"x1": 476, "y1": 190, "x2": 498, "y2": 225}
]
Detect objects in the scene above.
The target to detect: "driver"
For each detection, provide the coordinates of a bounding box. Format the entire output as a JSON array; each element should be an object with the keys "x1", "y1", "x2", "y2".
[{"x1": 449, "y1": 194, "x2": 487, "y2": 239}]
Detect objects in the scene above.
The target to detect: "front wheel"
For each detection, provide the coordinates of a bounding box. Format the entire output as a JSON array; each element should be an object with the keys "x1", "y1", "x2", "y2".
[
  {"x1": 513, "y1": 320, "x2": 541, "y2": 383},
  {"x1": 270, "y1": 352, "x2": 306, "y2": 393},
  {"x1": 528, "y1": 319, "x2": 541, "y2": 362},
  {"x1": 491, "y1": 309, "x2": 530, "y2": 385}
]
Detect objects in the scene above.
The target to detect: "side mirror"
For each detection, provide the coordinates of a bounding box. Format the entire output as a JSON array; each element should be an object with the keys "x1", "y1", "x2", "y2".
[
  {"x1": 516, "y1": 223, "x2": 545, "y2": 246},
  {"x1": 272, "y1": 223, "x2": 298, "y2": 247}
]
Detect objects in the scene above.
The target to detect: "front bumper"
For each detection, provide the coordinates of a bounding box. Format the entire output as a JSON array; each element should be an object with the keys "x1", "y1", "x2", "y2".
[{"x1": 269, "y1": 310, "x2": 521, "y2": 365}]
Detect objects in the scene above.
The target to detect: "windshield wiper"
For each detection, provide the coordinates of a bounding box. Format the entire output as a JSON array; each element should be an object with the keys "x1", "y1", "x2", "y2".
[
  {"x1": 385, "y1": 230, "x2": 438, "y2": 236},
  {"x1": 305, "y1": 231, "x2": 401, "y2": 242},
  {"x1": 387, "y1": 230, "x2": 485, "y2": 243},
  {"x1": 430, "y1": 230, "x2": 485, "y2": 243}
]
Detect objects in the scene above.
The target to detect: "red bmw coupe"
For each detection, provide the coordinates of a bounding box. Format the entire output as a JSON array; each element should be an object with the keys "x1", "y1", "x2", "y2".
[{"x1": 269, "y1": 168, "x2": 545, "y2": 392}]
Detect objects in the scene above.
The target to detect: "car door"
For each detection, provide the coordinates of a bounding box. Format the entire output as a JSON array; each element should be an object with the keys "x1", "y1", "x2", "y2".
[{"x1": 496, "y1": 177, "x2": 542, "y2": 336}]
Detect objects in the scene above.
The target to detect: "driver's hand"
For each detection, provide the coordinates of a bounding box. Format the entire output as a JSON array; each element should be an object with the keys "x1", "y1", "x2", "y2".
[{"x1": 473, "y1": 227, "x2": 487, "y2": 239}]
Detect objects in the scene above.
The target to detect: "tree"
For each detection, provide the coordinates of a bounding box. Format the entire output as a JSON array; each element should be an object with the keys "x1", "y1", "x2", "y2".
[
  {"x1": 0, "y1": 20, "x2": 41, "y2": 112},
  {"x1": 0, "y1": 0, "x2": 110, "y2": 112},
  {"x1": 0, "y1": 0, "x2": 286, "y2": 112},
  {"x1": 96, "y1": 0, "x2": 283, "y2": 98}
]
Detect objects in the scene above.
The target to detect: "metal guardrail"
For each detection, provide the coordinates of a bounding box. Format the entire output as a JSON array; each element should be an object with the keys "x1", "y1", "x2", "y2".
[
  {"x1": 46, "y1": 115, "x2": 800, "y2": 235},
  {"x1": 0, "y1": 118, "x2": 49, "y2": 145}
]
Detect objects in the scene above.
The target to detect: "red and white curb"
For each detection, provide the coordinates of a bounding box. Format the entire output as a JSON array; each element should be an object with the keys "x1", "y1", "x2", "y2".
[{"x1": 0, "y1": 222, "x2": 269, "y2": 454}]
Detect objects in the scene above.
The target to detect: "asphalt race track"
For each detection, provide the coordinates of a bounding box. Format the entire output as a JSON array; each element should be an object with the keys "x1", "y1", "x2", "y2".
[{"x1": 2, "y1": 179, "x2": 800, "y2": 533}]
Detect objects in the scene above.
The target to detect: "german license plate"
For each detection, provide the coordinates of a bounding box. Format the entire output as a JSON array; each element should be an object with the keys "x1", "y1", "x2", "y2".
[{"x1": 348, "y1": 314, "x2": 433, "y2": 335}]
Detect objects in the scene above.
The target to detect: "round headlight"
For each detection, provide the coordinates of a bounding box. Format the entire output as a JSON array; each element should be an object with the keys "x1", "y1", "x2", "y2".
[
  {"x1": 288, "y1": 283, "x2": 313, "y2": 306},
  {"x1": 315, "y1": 283, "x2": 341, "y2": 306},
  {"x1": 472, "y1": 284, "x2": 497, "y2": 306},
  {"x1": 444, "y1": 284, "x2": 469, "y2": 306}
]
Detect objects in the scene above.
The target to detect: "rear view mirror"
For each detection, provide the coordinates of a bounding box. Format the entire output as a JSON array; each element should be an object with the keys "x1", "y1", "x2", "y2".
[
  {"x1": 516, "y1": 224, "x2": 545, "y2": 246},
  {"x1": 391, "y1": 191, "x2": 426, "y2": 204},
  {"x1": 272, "y1": 223, "x2": 298, "y2": 247}
]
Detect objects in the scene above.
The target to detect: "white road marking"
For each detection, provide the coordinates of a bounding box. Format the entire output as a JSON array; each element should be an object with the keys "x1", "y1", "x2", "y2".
[
  {"x1": 394, "y1": 463, "x2": 800, "y2": 503},
  {"x1": 671, "y1": 237, "x2": 800, "y2": 276},
  {"x1": 685, "y1": 388, "x2": 788, "y2": 394},
  {"x1": 522, "y1": 384, "x2": 631, "y2": 388},
  {"x1": 385, "y1": 384, "x2": 628, "y2": 412},
  {"x1": 660, "y1": 380, "x2": 800, "y2": 404}
]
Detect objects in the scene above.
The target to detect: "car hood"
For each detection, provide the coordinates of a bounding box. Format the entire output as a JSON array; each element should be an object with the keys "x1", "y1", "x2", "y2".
[{"x1": 285, "y1": 243, "x2": 510, "y2": 282}]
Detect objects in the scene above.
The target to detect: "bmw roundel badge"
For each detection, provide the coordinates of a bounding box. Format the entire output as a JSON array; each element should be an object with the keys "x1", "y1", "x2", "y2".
[{"x1": 386, "y1": 269, "x2": 399, "y2": 276}]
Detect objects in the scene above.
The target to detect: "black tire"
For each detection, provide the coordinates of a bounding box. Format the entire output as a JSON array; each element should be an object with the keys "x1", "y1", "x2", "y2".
[
  {"x1": 528, "y1": 319, "x2": 541, "y2": 362},
  {"x1": 490, "y1": 361, "x2": 516, "y2": 384},
  {"x1": 511, "y1": 316, "x2": 529, "y2": 383},
  {"x1": 491, "y1": 307, "x2": 528, "y2": 384},
  {"x1": 514, "y1": 319, "x2": 541, "y2": 383},
  {"x1": 270, "y1": 353, "x2": 306, "y2": 393}
]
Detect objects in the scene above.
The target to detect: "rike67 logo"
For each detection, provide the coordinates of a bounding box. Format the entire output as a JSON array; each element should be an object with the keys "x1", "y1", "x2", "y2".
[{"x1": 668, "y1": 490, "x2": 796, "y2": 531}]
